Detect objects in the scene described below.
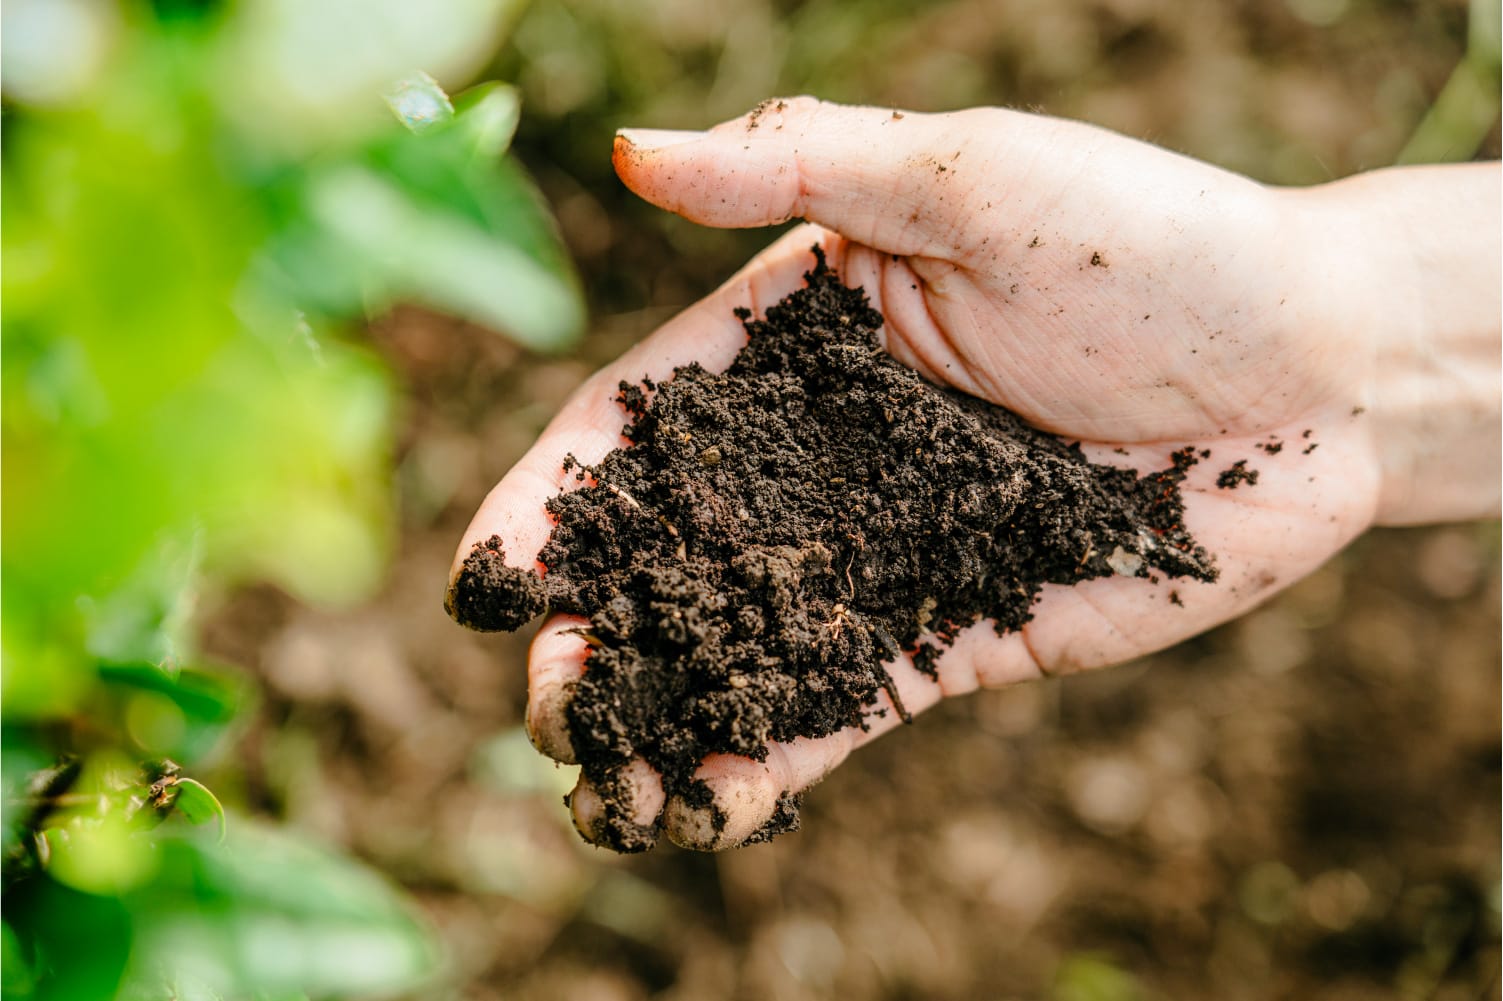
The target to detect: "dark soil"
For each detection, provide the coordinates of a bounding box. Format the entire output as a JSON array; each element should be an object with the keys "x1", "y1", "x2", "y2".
[
  {"x1": 450, "y1": 252, "x2": 1217, "y2": 851},
  {"x1": 446, "y1": 535, "x2": 547, "y2": 632},
  {"x1": 1216, "y1": 459, "x2": 1260, "y2": 489}
]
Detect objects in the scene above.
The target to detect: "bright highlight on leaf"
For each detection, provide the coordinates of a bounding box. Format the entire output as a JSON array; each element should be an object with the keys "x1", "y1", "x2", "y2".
[
  {"x1": 305, "y1": 165, "x2": 585, "y2": 350},
  {"x1": 384, "y1": 71, "x2": 455, "y2": 133},
  {"x1": 454, "y1": 81, "x2": 522, "y2": 157}
]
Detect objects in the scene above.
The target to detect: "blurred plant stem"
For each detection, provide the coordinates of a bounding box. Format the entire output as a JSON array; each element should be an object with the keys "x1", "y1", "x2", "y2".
[{"x1": 1397, "y1": 0, "x2": 1501, "y2": 164}]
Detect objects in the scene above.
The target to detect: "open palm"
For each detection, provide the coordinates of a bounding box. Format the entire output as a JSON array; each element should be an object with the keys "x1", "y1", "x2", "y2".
[{"x1": 453, "y1": 99, "x2": 1386, "y2": 849}]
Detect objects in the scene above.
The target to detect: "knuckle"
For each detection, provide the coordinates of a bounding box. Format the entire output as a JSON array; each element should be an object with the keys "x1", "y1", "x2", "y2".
[
  {"x1": 971, "y1": 656, "x2": 1016, "y2": 690},
  {"x1": 782, "y1": 94, "x2": 824, "y2": 118},
  {"x1": 935, "y1": 652, "x2": 983, "y2": 698}
]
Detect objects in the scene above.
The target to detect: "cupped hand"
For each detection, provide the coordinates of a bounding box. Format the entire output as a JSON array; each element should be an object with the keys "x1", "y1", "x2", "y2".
[{"x1": 451, "y1": 98, "x2": 1388, "y2": 850}]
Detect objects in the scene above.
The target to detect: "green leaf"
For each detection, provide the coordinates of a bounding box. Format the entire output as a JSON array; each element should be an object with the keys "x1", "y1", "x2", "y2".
[
  {"x1": 170, "y1": 779, "x2": 227, "y2": 842},
  {"x1": 97, "y1": 662, "x2": 246, "y2": 761},
  {"x1": 1, "y1": 919, "x2": 39, "y2": 998},
  {"x1": 2, "y1": 45, "x2": 401, "y2": 709},
  {"x1": 1396, "y1": 0, "x2": 1502, "y2": 164},
  {"x1": 209, "y1": 0, "x2": 522, "y2": 152},
  {"x1": 472, "y1": 726, "x2": 578, "y2": 797},
  {"x1": 97, "y1": 663, "x2": 242, "y2": 727},
  {"x1": 453, "y1": 81, "x2": 521, "y2": 158},
  {"x1": 301, "y1": 163, "x2": 584, "y2": 350},
  {"x1": 3, "y1": 876, "x2": 134, "y2": 1001},
  {"x1": 120, "y1": 823, "x2": 442, "y2": 999},
  {"x1": 13, "y1": 821, "x2": 439, "y2": 1001},
  {"x1": 1, "y1": 736, "x2": 52, "y2": 854},
  {"x1": 43, "y1": 810, "x2": 163, "y2": 896},
  {"x1": 259, "y1": 74, "x2": 584, "y2": 351},
  {"x1": 384, "y1": 71, "x2": 455, "y2": 133},
  {"x1": 1471, "y1": 0, "x2": 1501, "y2": 70},
  {"x1": 1052, "y1": 954, "x2": 1146, "y2": 1001},
  {"x1": 79, "y1": 533, "x2": 204, "y2": 674}
]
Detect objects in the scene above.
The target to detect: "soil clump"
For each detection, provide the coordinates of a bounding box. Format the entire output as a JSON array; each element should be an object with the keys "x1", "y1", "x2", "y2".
[
  {"x1": 450, "y1": 251, "x2": 1217, "y2": 850},
  {"x1": 1216, "y1": 459, "x2": 1260, "y2": 489}
]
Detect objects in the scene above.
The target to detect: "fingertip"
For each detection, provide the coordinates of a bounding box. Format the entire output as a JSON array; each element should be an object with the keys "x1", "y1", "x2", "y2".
[
  {"x1": 568, "y1": 758, "x2": 665, "y2": 853},
  {"x1": 611, "y1": 132, "x2": 652, "y2": 192},
  {"x1": 610, "y1": 133, "x2": 635, "y2": 186},
  {"x1": 662, "y1": 794, "x2": 720, "y2": 851},
  {"x1": 527, "y1": 616, "x2": 592, "y2": 764},
  {"x1": 606, "y1": 97, "x2": 954, "y2": 256},
  {"x1": 566, "y1": 775, "x2": 605, "y2": 842},
  {"x1": 526, "y1": 689, "x2": 578, "y2": 765},
  {"x1": 447, "y1": 461, "x2": 572, "y2": 619},
  {"x1": 663, "y1": 735, "x2": 852, "y2": 851},
  {"x1": 664, "y1": 756, "x2": 777, "y2": 851},
  {"x1": 611, "y1": 129, "x2": 712, "y2": 212},
  {"x1": 615, "y1": 128, "x2": 708, "y2": 153},
  {"x1": 663, "y1": 792, "x2": 737, "y2": 852}
]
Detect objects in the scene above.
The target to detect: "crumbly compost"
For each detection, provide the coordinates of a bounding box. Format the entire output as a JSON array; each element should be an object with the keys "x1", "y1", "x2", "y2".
[{"x1": 450, "y1": 250, "x2": 1217, "y2": 851}]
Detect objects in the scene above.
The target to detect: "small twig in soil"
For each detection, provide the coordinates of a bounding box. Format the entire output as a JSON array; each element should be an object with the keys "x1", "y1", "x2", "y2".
[
  {"x1": 871, "y1": 621, "x2": 902, "y2": 661},
  {"x1": 601, "y1": 481, "x2": 681, "y2": 538},
  {"x1": 877, "y1": 663, "x2": 913, "y2": 725},
  {"x1": 566, "y1": 626, "x2": 606, "y2": 648}
]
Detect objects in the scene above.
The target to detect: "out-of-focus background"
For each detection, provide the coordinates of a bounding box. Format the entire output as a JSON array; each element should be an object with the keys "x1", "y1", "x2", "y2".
[{"x1": 3, "y1": 1, "x2": 1499, "y2": 999}]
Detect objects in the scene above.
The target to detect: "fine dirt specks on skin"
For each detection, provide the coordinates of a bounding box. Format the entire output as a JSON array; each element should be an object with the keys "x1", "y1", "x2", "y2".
[
  {"x1": 449, "y1": 250, "x2": 1218, "y2": 851},
  {"x1": 745, "y1": 98, "x2": 787, "y2": 131}
]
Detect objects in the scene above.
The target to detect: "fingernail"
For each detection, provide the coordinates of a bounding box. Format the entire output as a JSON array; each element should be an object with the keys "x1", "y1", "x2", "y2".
[
  {"x1": 571, "y1": 773, "x2": 660, "y2": 853},
  {"x1": 568, "y1": 781, "x2": 605, "y2": 842},
  {"x1": 616, "y1": 128, "x2": 708, "y2": 151}
]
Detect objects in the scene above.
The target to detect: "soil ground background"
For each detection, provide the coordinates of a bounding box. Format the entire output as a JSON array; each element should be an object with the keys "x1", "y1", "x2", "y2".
[{"x1": 202, "y1": 1, "x2": 1500, "y2": 998}]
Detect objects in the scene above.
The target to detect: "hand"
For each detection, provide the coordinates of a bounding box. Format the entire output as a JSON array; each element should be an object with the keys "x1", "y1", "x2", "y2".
[{"x1": 451, "y1": 98, "x2": 1501, "y2": 849}]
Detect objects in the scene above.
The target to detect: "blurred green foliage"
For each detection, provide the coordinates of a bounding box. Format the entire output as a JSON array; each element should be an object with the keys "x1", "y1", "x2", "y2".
[
  {"x1": 1, "y1": 0, "x2": 581, "y2": 997},
  {"x1": 1052, "y1": 954, "x2": 1149, "y2": 1001},
  {"x1": 1398, "y1": 0, "x2": 1502, "y2": 163}
]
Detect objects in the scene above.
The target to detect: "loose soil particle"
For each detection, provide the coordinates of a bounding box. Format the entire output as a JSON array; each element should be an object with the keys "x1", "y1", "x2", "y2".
[
  {"x1": 1216, "y1": 459, "x2": 1260, "y2": 489},
  {"x1": 450, "y1": 251, "x2": 1218, "y2": 851}
]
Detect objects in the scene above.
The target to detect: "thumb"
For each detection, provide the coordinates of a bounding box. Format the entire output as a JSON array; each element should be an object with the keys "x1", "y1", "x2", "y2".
[{"x1": 613, "y1": 97, "x2": 995, "y2": 258}]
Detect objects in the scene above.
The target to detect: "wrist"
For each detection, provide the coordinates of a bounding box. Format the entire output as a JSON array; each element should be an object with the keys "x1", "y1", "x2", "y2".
[{"x1": 1294, "y1": 164, "x2": 1501, "y2": 525}]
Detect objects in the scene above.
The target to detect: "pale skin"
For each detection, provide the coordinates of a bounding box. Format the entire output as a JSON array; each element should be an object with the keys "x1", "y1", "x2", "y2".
[{"x1": 450, "y1": 98, "x2": 1502, "y2": 850}]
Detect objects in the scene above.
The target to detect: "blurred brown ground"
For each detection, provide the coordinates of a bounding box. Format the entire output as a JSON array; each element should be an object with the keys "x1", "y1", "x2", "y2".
[{"x1": 203, "y1": 1, "x2": 1501, "y2": 998}]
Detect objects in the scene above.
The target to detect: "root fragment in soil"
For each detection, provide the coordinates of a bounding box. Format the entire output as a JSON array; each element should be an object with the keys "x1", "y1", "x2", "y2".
[{"x1": 449, "y1": 249, "x2": 1217, "y2": 851}]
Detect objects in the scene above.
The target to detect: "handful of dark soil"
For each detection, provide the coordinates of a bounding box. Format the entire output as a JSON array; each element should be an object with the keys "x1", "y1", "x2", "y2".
[{"x1": 449, "y1": 251, "x2": 1216, "y2": 851}]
